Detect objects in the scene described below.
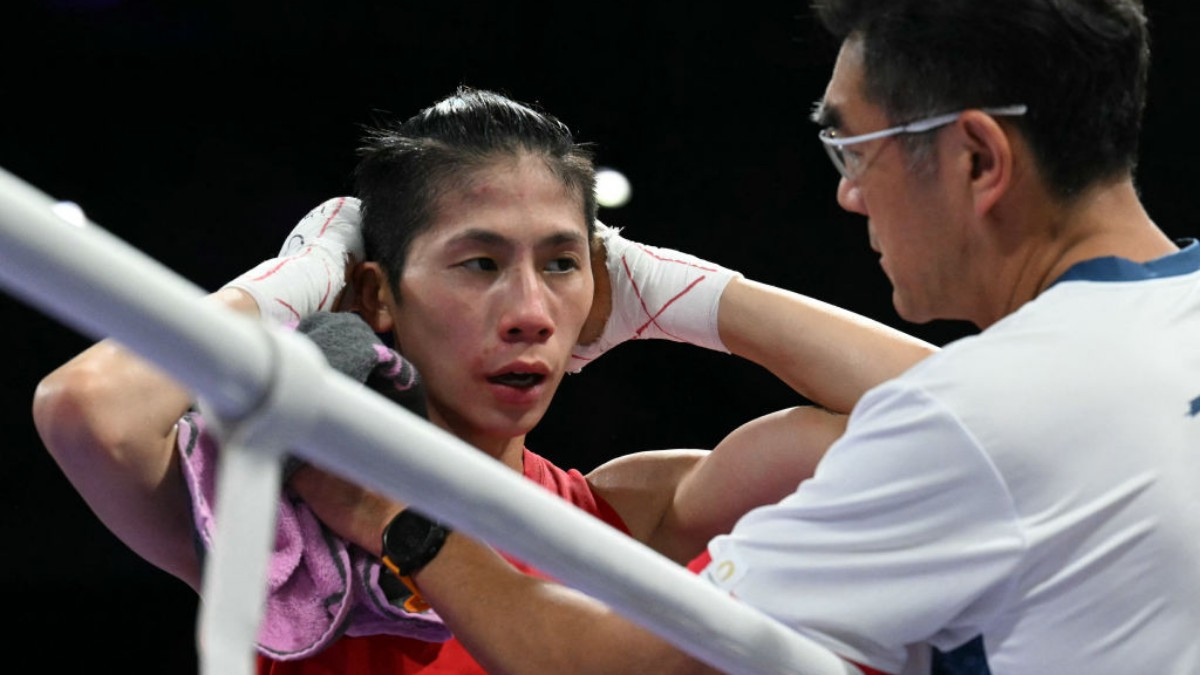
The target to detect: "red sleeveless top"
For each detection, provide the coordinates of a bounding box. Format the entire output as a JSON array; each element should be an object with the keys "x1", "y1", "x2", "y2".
[{"x1": 257, "y1": 448, "x2": 630, "y2": 674}]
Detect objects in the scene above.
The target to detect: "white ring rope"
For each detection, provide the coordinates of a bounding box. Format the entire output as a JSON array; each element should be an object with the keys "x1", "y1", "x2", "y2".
[{"x1": 0, "y1": 166, "x2": 857, "y2": 675}]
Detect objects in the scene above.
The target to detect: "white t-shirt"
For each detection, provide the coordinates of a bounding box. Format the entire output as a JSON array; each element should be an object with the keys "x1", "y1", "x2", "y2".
[{"x1": 702, "y1": 241, "x2": 1200, "y2": 674}]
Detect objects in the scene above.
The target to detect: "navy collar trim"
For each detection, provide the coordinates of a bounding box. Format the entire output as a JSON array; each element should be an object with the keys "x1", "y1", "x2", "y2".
[{"x1": 1051, "y1": 238, "x2": 1200, "y2": 286}]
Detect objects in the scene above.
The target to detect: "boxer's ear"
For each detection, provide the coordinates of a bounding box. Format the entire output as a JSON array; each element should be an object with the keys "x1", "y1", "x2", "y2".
[{"x1": 354, "y1": 262, "x2": 396, "y2": 335}]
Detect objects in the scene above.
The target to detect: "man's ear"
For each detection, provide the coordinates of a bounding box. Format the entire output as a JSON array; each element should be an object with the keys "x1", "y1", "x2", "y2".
[
  {"x1": 354, "y1": 262, "x2": 396, "y2": 334},
  {"x1": 957, "y1": 110, "x2": 1015, "y2": 217}
]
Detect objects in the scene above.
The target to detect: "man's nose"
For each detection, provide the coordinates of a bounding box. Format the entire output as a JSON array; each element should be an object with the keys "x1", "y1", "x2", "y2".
[{"x1": 836, "y1": 176, "x2": 868, "y2": 216}]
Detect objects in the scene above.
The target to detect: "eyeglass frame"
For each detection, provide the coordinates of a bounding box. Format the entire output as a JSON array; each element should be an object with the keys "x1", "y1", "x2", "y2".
[{"x1": 818, "y1": 104, "x2": 1028, "y2": 180}]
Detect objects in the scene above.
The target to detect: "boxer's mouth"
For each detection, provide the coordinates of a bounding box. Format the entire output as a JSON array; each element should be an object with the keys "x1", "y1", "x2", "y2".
[
  {"x1": 486, "y1": 361, "x2": 550, "y2": 389},
  {"x1": 487, "y1": 372, "x2": 546, "y2": 389}
]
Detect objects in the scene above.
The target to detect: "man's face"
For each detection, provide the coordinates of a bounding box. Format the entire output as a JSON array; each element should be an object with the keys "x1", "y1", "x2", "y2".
[
  {"x1": 819, "y1": 38, "x2": 970, "y2": 323},
  {"x1": 385, "y1": 154, "x2": 593, "y2": 449}
]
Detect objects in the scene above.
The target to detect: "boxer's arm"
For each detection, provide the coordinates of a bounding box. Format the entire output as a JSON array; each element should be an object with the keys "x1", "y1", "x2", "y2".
[
  {"x1": 32, "y1": 288, "x2": 257, "y2": 588},
  {"x1": 32, "y1": 196, "x2": 363, "y2": 587},
  {"x1": 414, "y1": 533, "x2": 718, "y2": 675},
  {"x1": 576, "y1": 226, "x2": 935, "y2": 412},
  {"x1": 590, "y1": 406, "x2": 846, "y2": 563},
  {"x1": 592, "y1": 282, "x2": 930, "y2": 558},
  {"x1": 718, "y1": 277, "x2": 935, "y2": 414}
]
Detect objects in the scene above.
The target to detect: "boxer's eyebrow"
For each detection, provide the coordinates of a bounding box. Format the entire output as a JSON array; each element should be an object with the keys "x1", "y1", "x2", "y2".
[{"x1": 445, "y1": 228, "x2": 588, "y2": 251}]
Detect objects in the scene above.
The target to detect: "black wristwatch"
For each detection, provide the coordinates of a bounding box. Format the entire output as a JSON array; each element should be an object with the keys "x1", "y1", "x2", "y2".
[{"x1": 380, "y1": 509, "x2": 452, "y2": 578}]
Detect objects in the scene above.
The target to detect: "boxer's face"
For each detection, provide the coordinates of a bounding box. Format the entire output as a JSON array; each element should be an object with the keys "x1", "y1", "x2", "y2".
[{"x1": 380, "y1": 153, "x2": 593, "y2": 452}]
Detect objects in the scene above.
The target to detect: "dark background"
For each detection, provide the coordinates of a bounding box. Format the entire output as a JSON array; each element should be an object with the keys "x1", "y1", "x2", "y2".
[{"x1": 1, "y1": 1, "x2": 1195, "y2": 671}]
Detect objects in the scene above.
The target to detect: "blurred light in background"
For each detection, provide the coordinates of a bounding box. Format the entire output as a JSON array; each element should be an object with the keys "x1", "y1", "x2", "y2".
[{"x1": 595, "y1": 167, "x2": 632, "y2": 209}]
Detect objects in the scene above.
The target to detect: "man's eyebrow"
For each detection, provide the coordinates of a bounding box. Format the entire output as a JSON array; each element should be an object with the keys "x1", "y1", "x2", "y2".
[{"x1": 810, "y1": 100, "x2": 842, "y2": 128}]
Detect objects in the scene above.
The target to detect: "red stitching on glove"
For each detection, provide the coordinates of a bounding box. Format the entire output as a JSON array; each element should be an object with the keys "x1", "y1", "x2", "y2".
[
  {"x1": 623, "y1": 252, "x2": 705, "y2": 340},
  {"x1": 633, "y1": 242, "x2": 720, "y2": 272},
  {"x1": 316, "y1": 196, "x2": 346, "y2": 238},
  {"x1": 633, "y1": 277, "x2": 703, "y2": 340},
  {"x1": 251, "y1": 247, "x2": 314, "y2": 282},
  {"x1": 274, "y1": 298, "x2": 301, "y2": 323}
]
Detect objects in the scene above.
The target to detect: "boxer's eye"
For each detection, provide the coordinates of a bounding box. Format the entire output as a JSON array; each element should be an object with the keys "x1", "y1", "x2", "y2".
[{"x1": 461, "y1": 258, "x2": 498, "y2": 272}]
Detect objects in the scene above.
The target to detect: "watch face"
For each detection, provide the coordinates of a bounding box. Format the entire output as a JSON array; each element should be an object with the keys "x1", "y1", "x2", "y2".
[
  {"x1": 394, "y1": 513, "x2": 428, "y2": 549},
  {"x1": 382, "y1": 510, "x2": 449, "y2": 576}
]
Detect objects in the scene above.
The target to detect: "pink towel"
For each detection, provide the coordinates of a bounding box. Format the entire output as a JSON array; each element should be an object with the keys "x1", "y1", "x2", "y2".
[{"x1": 178, "y1": 411, "x2": 451, "y2": 660}]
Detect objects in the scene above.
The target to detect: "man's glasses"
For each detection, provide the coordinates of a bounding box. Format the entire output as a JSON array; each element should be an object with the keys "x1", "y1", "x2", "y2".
[{"x1": 818, "y1": 105, "x2": 1028, "y2": 180}]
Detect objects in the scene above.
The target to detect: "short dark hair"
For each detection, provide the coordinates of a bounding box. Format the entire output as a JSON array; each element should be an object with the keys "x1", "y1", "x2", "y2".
[
  {"x1": 813, "y1": 0, "x2": 1150, "y2": 199},
  {"x1": 354, "y1": 86, "x2": 597, "y2": 290}
]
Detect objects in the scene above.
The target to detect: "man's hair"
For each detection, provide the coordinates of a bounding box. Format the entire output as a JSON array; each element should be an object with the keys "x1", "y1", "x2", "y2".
[
  {"x1": 354, "y1": 86, "x2": 597, "y2": 290},
  {"x1": 813, "y1": 0, "x2": 1150, "y2": 199}
]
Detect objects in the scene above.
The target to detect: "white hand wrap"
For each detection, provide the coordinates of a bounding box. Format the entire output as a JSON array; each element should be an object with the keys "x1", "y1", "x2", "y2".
[
  {"x1": 569, "y1": 222, "x2": 742, "y2": 372},
  {"x1": 224, "y1": 196, "x2": 364, "y2": 325}
]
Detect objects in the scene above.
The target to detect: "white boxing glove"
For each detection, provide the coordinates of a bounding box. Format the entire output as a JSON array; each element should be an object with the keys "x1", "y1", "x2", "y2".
[
  {"x1": 569, "y1": 222, "x2": 742, "y2": 372},
  {"x1": 224, "y1": 196, "x2": 364, "y2": 325}
]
